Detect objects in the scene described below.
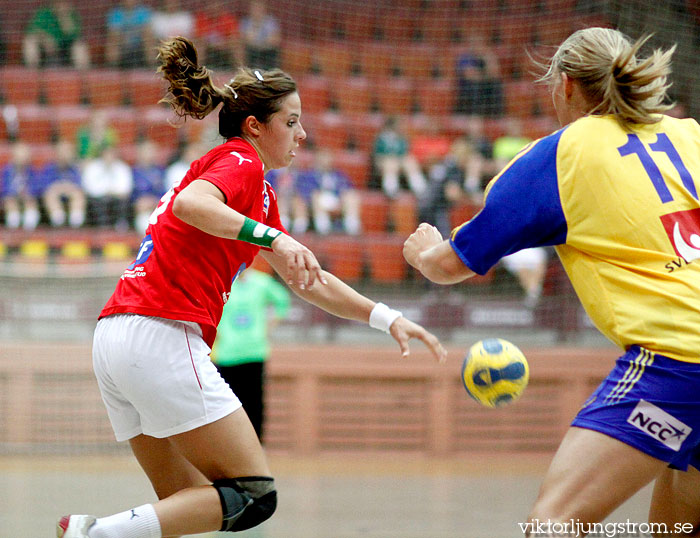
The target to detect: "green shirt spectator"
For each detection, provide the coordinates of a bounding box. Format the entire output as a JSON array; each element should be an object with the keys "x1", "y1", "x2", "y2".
[
  {"x1": 212, "y1": 267, "x2": 290, "y2": 439},
  {"x1": 23, "y1": 1, "x2": 89, "y2": 68},
  {"x1": 212, "y1": 268, "x2": 290, "y2": 366}
]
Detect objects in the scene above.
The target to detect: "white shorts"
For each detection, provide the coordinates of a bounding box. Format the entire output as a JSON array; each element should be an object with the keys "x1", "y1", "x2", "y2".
[{"x1": 93, "y1": 314, "x2": 242, "y2": 442}]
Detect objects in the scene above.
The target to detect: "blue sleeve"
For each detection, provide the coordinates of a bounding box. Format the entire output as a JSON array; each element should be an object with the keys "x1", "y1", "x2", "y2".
[{"x1": 449, "y1": 128, "x2": 568, "y2": 275}]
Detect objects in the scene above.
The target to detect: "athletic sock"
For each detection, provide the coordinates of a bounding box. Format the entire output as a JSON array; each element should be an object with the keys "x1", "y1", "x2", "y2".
[{"x1": 88, "y1": 503, "x2": 161, "y2": 538}]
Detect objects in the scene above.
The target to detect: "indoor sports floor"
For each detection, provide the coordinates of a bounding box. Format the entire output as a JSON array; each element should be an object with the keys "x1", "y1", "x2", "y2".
[{"x1": 2, "y1": 453, "x2": 654, "y2": 538}]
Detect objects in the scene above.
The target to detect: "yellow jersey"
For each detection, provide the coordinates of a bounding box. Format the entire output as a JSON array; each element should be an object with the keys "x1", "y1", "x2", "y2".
[{"x1": 450, "y1": 115, "x2": 700, "y2": 362}]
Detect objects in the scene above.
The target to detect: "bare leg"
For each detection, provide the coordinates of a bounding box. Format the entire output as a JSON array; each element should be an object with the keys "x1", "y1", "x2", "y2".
[
  {"x1": 527, "y1": 427, "x2": 666, "y2": 536},
  {"x1": 129, "y1": 408, "x2": 269, "y2": 537},
  {"x1": 649, "y1": 466, "x2": 700, "y2": 536}
]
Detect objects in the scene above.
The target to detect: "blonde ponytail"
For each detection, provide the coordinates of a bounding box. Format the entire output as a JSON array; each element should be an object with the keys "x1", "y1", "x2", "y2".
[{"x1": 539, "y1": 28, "x2": 675, "y2": 128}]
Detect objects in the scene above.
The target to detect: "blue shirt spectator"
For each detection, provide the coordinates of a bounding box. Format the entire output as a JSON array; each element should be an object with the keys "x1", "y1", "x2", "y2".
[
  {"x1": 39, "y1": 141, "x2": 86, "y2": 228},
  {"x1": 106, "y1": 0, "x2": 153, "y2": 67},
  {"x1": 132, "y1": 140, "x2": 165, "y2": 232},
  {"x1": 1, "y1": 143, "x2": 42, "y2": 229},
  {"x1": 295, "y1": 149, "x2": 361, "y2": 235}
]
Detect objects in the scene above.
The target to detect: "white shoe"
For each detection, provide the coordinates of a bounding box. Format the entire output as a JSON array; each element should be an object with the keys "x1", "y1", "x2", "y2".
[{"x1": 57, "y1": 515, "x2": 96, "y2": 537}]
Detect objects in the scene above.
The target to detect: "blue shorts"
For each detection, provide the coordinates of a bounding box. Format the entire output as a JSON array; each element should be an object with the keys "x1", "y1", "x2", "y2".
[{"x1": 572, "y1": 345, "x2": 700, "y2": 471}]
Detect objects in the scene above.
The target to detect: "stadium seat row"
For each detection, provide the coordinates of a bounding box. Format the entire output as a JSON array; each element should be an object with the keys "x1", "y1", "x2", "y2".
[
  {"x1": 0, "y1": 67, "x2": 166, "y2": 107},
  {"x1": 0, "y1": 66, "x2": 556, "y2": 121}
]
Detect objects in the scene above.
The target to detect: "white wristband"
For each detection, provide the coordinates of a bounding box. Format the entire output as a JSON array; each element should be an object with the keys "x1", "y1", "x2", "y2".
[{"x1": 369, "y1": 302, "x2": 403, "y2": 333}]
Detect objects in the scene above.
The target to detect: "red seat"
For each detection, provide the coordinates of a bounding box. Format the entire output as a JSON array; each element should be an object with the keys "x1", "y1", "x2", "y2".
[
  {"x1": 359, "y1": 43, "x2": 397, "y2": 80},
  {"x1": 389, "y1": 193, "x2": 418, "y2": 235},
  {"x1": 297, "y1": 75, "x2": 331, "y2": 114},
  {"x1": 449, "y1": 201, "x2": 481, "y2": 229},
  {"x1": 416, "y1": 79, "x2": 455, "y2": 116},
  {"x1": 495, "y1": 15, "x2": 535, "y2": 49},
  {"x1": 85, "y1": 70, "x2": 125, "y2": 107},
  {"x1": 333, "y1": 76, "x2": 373, "y2": 114},
  {"x1": 323, "y1": 236, "x2": 364, "y2": 282},
  {"x1": 395, "y1": 45, "x2": 435, "y2": 80},
  {"x1": 316, "y1": 43, "x2": 355, "y2": 77},
  {"x1": 344, "y1": 113, "x2": 383, "y2": 153},
  {"x1": 521, "y1": 116, "x2": 558, "y2": 141},
  {"x1": 141, "y1": 107, "x2": 179, "y2": 150},
  {"x1": 44, "y1": 69, "x2": 83, "y2": 106},
  {"x1": 333, "y1": 149, "x2": 370, "y2": 189},
  {"x1": 1, "y1": 67, "x2": 40, "y2": 104},
  {"x1": 54, "y1": 106, "x2": 91, "y2": 142},
  {"x1": 343, "y1": 12, "x2": 379, "y2": 42},
  {"x1": 504, "y1": 80, "x2": 537, "y2": 118},
  {"x1": 105, "y1": 107, "x2": 140, "y2": 146},
  {"x1": 359, "y1": 190, "x2": 390, "y2": 233},
  {"x1": 373, "y1": 77, "x2": 414, "y2": 116},
  {"x1": 365, "y1": 234, "x2": 407, "y2": 283},
  {"x1": 377, "y1": 10, "x2": 415, "y2": 43},
  {"x1": 418, "y1": 13, "x2": 457, "y2": 44},
  {"x1": 16, "y1": 105, "x2": 53, "y2": 143},
  {"x1": 128, "y1": 70, "x2": 167, "y2": 107},
  {"x1": 281, "y1": 40, "x2": 314, "y2": 76},
  {"x1": 313, "y1": 112, "x2": 349, "y2": 150},
  {"x1": 30, "y1": 143, "x2": 57, "y2": 167}
]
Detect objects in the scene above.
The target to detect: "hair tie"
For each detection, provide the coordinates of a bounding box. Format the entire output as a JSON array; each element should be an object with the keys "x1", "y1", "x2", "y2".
[
  {"x1": 254, "y1": 70, "x2": 264, "y2": 82},
  {"x1": 224, "y1": 83, "x2": 238, "y2": 99}
]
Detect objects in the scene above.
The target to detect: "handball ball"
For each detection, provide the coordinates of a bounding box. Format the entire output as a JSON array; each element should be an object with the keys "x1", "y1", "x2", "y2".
[{"x1": 461, "y1": 338, "x2": 529, "y2": 408}]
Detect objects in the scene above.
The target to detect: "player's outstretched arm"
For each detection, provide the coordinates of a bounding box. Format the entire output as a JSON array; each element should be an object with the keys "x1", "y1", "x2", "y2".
[
  {"x1": 260, "y1": 250, "x2": 447, "y2": 363},
  {"x1": 173, "y1": 179, "x2": 325, "y2": 289},
  {"x1": 403, "y1": 223, "x2": 474, "y2": 285}
]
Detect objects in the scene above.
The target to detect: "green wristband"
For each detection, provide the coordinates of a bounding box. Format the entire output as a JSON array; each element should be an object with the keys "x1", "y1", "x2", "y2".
[{"x1": 237, "y1": 217, "x2": 282, "y2": 248}]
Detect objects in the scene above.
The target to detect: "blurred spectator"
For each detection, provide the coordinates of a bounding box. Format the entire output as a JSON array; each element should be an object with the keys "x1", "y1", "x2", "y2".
[
  {"x1": 40, "y1": 140, "x2": 86, "y2": 228},
  {"x1": 212, "y1": 267, "x2": 290, "y2": 439},
  {"x1": 463, "y1": 116, "x2": 494, "y2": 164},
  {"x1": 295, "y1": 149, "x2": 361, "y2": 235},
  {"x1": 150, "y1": 0, "x2": 194, "y2": 42},
  {"x1": 23, "y1": 0, "x2": 90, "y2": 69},
  {"x1": 372, "y1": 116, "x2": 427, "y2": 199},
  {"x1": 105, "y1": 0, "x2": 153, "y2": 68},
  {"x1": 501, "y1": 247, "x2": 548, "y2": 309},
  {"x1": 1, "y1": 142, "x2": 41, "y2": 230},
  {"x1": 82, "y1": 146, "x2": 133, "y2": 229},
  {"x1": 194, "y1": 3, "x2": 240, "y2": 69},
  {"x1": 492, "y1": 118, "x2": 532, "y2": 168},
  {"x1": 266, "y1": 166, "x2": 309, "y2": 234},
  {"x1": 454, "y1": 32, "x2": 503, "y2": 116},
  {"x1": 76, "y1": 109, "x2": 118, "y2": 161},
  {"x1": 240, "y1": 0, "x2": 281, "y2": 69},
  {"x1": 410, "y1": 122, "x2": 452, "y2": 172},
  {"x1": 165, "y1": 142, "x2": 201, "y2": 190},
  {"x1": 492, "y1": 121, "x2": 546, "y2": 308},
  {"x1": 418, "y1": 137, "x2": 485, "y2": 236},
  {"x1": 131, "y1": 140, "x2": 165, "y2": 232}
]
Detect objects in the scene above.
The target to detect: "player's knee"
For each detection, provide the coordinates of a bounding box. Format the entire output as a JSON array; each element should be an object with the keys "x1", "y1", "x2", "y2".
[{"x1": 213, "y1": 476, "x2": 277, "y2": 532}]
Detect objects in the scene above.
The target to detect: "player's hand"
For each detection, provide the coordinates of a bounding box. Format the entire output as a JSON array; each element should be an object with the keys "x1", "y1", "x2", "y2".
[
  {"x1": 403, "y1": 223, "x2": 444, "y2": 270},
  {"x1": 271, "y1": 234, "x2": 327, "y2": 290},
  {"x1": 389, "y1": 316, "x2": 447, "y2": 363}
]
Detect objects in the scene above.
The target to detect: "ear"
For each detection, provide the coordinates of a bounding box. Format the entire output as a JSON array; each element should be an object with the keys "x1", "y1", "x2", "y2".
[
  {"x1": 243, "y1": 115, "x2": 262, "y2": 137},
  {"x1": 561, "y1": 72, "x2": 575, "y2": 100}
]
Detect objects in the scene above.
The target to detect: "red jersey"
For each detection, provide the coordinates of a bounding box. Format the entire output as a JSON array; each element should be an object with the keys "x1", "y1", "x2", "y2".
[{"x1": 100, "y1": 138, "x2": 287, "y2": 347}]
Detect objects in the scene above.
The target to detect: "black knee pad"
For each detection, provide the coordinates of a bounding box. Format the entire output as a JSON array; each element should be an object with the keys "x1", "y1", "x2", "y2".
[{"x1": 213, "y1": 476, "x2": 277, "y2": 532}]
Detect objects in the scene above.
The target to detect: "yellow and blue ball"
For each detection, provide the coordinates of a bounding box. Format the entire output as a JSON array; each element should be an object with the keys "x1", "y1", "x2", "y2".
[{"x1": 461, "y1": 338, "x2": 529, "y2": 408}]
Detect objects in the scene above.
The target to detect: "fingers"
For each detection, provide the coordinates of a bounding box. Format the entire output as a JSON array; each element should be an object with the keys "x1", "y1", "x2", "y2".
[
  {"x1": 420, "y1": 330, "x2": 448, "y2": 364},
  {"x1": 285, "y1": 246, "x2": 326, "y2": 290},
  {"x1": 391, "y1": 319, "x2": 448, "y2": 363}
]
